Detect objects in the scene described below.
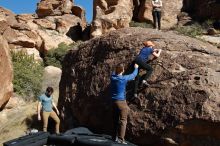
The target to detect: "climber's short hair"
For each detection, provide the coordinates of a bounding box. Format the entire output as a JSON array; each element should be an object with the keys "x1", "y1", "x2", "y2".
[
  {"x1": 115, "y1": 64, "x2": 124, "y2": 75},
  {"x1": 46, "y1": 87, "x2": 54, "y2": 94},
  {"x1": 143, "y1": 41, "x2": 155, "y2": 47}
]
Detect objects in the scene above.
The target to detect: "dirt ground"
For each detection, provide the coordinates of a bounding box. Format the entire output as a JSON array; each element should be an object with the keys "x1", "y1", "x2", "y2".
[{"x1": 0, "y1": 100, "x2": 39, "y2": 146}]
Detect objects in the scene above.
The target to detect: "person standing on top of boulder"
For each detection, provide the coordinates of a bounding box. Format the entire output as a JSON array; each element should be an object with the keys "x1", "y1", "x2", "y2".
[
  {"x1": 134, "y1": 41, "x2": 162, "y2": 97},
  {"x1": 152, "y1": 0, "x2": 162, "y2": 30},
  {"x1": 37, "y1": 87, "x2": 60, "y2": 134},
  {"x1": 111, "y1": 63, "x2": 139, "y2": 144}
]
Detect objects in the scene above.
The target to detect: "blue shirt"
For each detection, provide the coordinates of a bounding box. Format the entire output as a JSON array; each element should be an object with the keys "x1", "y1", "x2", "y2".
[
  {"x1": 111, "y1": 68, "x2": 138, "y2": 100},
  {"x1": 38, "y1": 94, "x2": 53, "y2": 112},
  {"x1": 137, "y1": 47, "x2": 153, "y2": 61}
]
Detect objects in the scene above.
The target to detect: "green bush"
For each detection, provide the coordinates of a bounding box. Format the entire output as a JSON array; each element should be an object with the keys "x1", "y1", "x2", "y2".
[
  {"x1": 12, "y1": 51, "x2": 44, "y2": 101},
  {"x1": 202, "y1": 19, "x2": 215, "y2": 29},
  {"x1": 130, "y1": 21, "x2": 153, "y2": 28},
  {"x1": 44, "y1": 42, "x2": 80, "y2": 68},
  {"x1": 175, "y1": 23, "x2": 204, "y2": 37}
]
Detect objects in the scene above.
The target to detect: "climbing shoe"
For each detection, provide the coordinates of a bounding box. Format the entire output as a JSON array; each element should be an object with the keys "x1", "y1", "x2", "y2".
[
  {"x1": 134, "y1": 94, "x2": 138, "y2": 98},
  {"x1": 117, "y1": 139, "x2": 127, "y2": 145},
  {"x1": 142, "y1": 80, "x2": 150, "y2": 87}
]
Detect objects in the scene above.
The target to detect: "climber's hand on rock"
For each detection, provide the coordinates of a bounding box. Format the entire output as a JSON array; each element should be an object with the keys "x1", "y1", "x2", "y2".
[{"x1": 134, "y1": 64, "x2": 139, "y2": 68}]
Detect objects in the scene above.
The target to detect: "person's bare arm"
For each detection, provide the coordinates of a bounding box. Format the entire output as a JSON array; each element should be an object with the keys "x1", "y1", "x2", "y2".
[
  {"x1": 152, "y1": 1, "x2": 157, "y2": 7},
  {"x1": 37, "y1": 101, "x2": 42, "y2": 121},
  {"x1": 52, "y1": 101, "x2": 59, "y2": 115},
  {"x1": 152, "y1": 49, "x2": 162, "y2": 58}
]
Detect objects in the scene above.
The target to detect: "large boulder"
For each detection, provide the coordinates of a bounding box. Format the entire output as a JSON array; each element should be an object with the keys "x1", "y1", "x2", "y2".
[
  {"x1": 134, "y1": 0, "x2": 183, "y2": 29},
  {"x1": 0, "y1": 7, "x2": 17, "y2": 35},
  {"x1": 0, "y1": 36, "x2": 13, "y2": 110},
  {"x1": 91, "y1": 0, "x2": 133, "y2": 38},
  {"x1": 30, "y1": 14, "x2": 84, "y2": 51},
  {"x1": 36, "y1": 28, "x2": 72, "y2": 52},
  {"x1": 59, "y1": 27, "x2": 220, "y2": 146},
  {"x1": 33, "y1": 18, "x2": 56, "y2": 30},
  {"x1": 71, "y1": 5, "x2": 87, "y2": 27},
  {"x1": 0, "y1": 7, "x2": 17, "y2": 26},
  {"x1": 2, "y1": 27, "x2": 42, "y2": 49},
  {"x1": 42, "y1": 66, "x2": 62, "y2": 104},
  {"x1": 36, "y1": 0, "x2": 74, "y2": 18}
]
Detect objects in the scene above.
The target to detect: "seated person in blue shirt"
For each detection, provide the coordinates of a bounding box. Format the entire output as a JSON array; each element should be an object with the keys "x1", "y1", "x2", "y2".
[
  {"x1": 134, "y1": 41, "x2": 162, "y2": 97},
  {"x1": 111, "y1": 63, "x2": 139, "y2": 144}
]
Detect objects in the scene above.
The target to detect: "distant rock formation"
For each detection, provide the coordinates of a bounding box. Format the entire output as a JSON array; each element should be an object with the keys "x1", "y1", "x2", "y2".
[
  {"x1": 133, "y1": 0, "x2": 183, "y2": 29},
  {"x1": 36, "y1": 0, "x2": 74, "y2": 18},
  {"x1": 91, "y1": 0, "x2": 133, "y2": 38},
  {"x1": 59, "y1": 27, "x2": 220, "y2": 146},
  {"x1": 0, "y1": 36, "x2": 13, "y2": 110},
  {"x1": 91, "y1": 0, "x2": 220, "y2": 36},
  {"x1": 0, "y1": 3, "x2": 86, "y2": 57}
]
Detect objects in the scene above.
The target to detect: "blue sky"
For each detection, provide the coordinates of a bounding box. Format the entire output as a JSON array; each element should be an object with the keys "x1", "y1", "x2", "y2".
[{"x1": 0, "y1": 0, "x2": 93, "y2": 22}]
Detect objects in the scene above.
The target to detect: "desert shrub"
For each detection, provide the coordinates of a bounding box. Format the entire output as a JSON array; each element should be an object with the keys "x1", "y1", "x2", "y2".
[
  {"x1": 201, "y1": 19, "x2": 215, "y2": 29},
  {"x1": 130, "y1": 21, "x2": 153, "y2": 28},
  {"x1": 12, "y1": 51, "x2": 44, "y2": 101},
  {"x1": 175, "y1": 23, "x2": 204, "y2": 37},
  {"x1": 44, "y1": 42, "x2": 81, "y2": 68}
]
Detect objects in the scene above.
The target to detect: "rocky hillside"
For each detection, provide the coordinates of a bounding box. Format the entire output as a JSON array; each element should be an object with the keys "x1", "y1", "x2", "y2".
[
  {"x1": 59, "y1": 27, "x2": 220, "y2": 146},
  {"x1": 0, "y1": 0, "x2": 86, "y2": 59},
  {"x1": 91, "y1": 0, "x2": 220, "y2": 37},
  {"x1": 0, "y1": 0, "x2": 86, "y2": 108}
]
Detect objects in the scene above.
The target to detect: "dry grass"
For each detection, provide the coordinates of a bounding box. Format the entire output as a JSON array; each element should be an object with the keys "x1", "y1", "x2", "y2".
[{"x1": 0, "y1": 101, "x2": 38, "y2": 146}]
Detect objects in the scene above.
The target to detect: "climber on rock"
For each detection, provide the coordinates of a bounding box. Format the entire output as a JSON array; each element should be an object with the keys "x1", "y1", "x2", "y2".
[
  {"x1": 111, "y1": 63, "x2": 139, "y2": 144},
  {"x1": 134, "y1": 41, "x2": 162, "y2": 98}
]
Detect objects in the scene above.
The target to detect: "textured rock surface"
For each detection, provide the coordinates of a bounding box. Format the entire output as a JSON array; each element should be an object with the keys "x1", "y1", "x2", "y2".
[
  {"x1": 183, "y1": 0, "x2": 220, "y2": 20},
  {"x1": 42, "y1": 66, "x2": 62, "y2": 104},
  {"x1": 71, "y1": 5, "x2": 86, "y2": 27},
  {"x1": 36, "y1": 0, "x2": 74, "y2": 18},
  {"x1": 91, "y1": 0, "x2": 133, "y2": 37},
  {"x1": 134, "y1": 0, "x2": 183, "y2": 29},
  {"x1": 177, "y1": 12, "x2": 193, "y2": 26},
  {"x1": 0, "y1": 3, "x2": 86, "y2": 55},
  {"x1": 199, "y1": 35, "x2": 220, "y2": 46},
  {"x1": 59, "y1": 27, "x2": 220, "y2": 145},
  {"x1": 0, "y1": 36, "x2": 13, "y2": 110}
]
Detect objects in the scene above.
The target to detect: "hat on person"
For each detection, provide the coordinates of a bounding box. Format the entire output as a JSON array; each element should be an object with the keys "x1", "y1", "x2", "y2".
[{"x1": 143, "y1": 41, "x2": 155, "y2": 47}]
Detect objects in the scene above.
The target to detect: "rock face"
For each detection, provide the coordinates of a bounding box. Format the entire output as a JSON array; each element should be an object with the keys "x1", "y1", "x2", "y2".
[
  {"x1": 36, "y1": 0, "x2": 74, "y2": 18},
  {"x1": 59, "y1": 27, "x2": 220, "y2": 145},
  {"x1": 0, "y1": 36, "x2": 13, "y2": 110},
  {"x1": 91, "y1": 0, "x2": 133, "y2": 38},
  {"x1": 0, "y1": 4, "x2": 86, "y2": 57},
  {"x1": 133, "y1": 0, "x2": 183, "y2": 29},
  {"x1": 183, "y1": 0, "x2": 220, "y2": 20},
  {"x1": 42, "y1": 66, "x2": 62, "y2": 104}
]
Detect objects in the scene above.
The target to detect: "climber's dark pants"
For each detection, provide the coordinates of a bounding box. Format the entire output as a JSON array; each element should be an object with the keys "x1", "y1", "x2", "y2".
[
  {"x1": 134, "y1": 58, "x2": 153, "y2": 94},
  {"x1": 152, "y1": 10, "x2": 161, "y2": 30},
  {"x1": 112, "y1": 100, "x2": 129, "y2": 141}
]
